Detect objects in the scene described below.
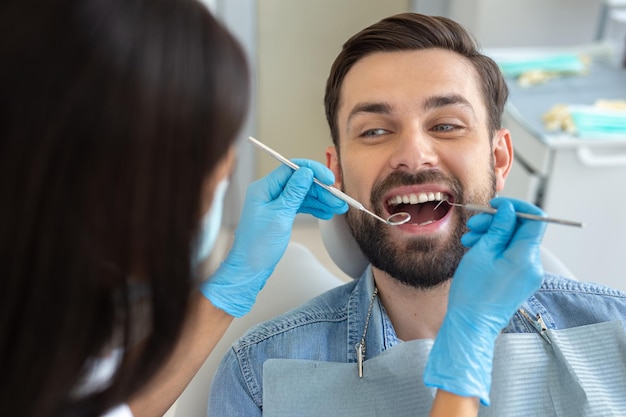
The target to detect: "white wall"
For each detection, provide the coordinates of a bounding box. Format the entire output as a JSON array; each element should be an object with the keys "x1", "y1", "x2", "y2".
[
  {"x1": 448, "y1": 0, "x2": 604, "y2": 47},
  {"x1": 256, "y1": 0, "x2": 411, "y2": 178}
]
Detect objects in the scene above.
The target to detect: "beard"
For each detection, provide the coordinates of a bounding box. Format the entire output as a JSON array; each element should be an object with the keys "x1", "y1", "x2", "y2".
[{"x1": 345, "y1": 169, "x2": 496, "y2": 290}]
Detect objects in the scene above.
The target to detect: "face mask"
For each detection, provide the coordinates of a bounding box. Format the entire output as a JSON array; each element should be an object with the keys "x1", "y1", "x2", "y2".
[{"x1": 193, "y1": 178, "x2": 229, "y2": 267}]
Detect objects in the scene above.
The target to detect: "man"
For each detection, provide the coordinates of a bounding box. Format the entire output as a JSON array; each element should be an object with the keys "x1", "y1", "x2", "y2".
[{"x1": 208, "y1": 13, "x2": 626, "y2": 416}]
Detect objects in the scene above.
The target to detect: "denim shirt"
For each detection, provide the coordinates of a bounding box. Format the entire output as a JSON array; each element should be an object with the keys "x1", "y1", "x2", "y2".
[{"x1": 207, "y1": 268, "x2": 626, "y2": 416}]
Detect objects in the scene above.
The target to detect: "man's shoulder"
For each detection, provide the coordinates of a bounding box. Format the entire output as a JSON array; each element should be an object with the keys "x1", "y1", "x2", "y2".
[
  {"x1": 233, "y1": 279, "x2": 358, "y2": 351},
  {"x1": 208, "y1": 277, "x2": 359, "y2": 414},
  {"x1": 538, "y1": 273, "x2": 626, "y2": 298},
  {"x1": 532, "y1": 273, "x2": 626, "y2": 328}
]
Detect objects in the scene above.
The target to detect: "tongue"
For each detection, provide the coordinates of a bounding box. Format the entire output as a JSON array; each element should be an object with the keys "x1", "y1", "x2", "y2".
[{"x1": 397, "y1": 201, "x2": 446, "y2": 225}]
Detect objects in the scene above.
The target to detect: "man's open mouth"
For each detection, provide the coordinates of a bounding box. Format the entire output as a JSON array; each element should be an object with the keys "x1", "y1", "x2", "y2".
[{"x1": 386, "y1": 192, "x2": 452, "y2": 225}]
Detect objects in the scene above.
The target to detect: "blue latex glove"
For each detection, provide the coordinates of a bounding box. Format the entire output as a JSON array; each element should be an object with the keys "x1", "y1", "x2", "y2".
[
  {"x1": 423, "y1": 197, "x2": 547, "y2": 405},
  {"x1": 200, "y1": 159, "x2": 348, "y2": 317}
]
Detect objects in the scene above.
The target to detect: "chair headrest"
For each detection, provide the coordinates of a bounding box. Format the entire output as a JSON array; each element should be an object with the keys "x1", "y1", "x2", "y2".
[{"x1": 318, "y1": 215, "x2": 368, "y2": 279}]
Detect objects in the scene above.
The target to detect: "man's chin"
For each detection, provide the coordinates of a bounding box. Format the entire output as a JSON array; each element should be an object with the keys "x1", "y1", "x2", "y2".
[
  {"x1": 350, "y1": 219, "x2": 467, "y2": 289},
  {"x1": 370, "y1": 242, "x2": 465, "y2": 290}
]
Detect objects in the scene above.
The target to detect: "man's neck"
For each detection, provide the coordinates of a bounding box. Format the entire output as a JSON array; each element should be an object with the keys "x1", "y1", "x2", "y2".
[{"x1": 372, "y1": 267, "x2": 450, "y2": 341}]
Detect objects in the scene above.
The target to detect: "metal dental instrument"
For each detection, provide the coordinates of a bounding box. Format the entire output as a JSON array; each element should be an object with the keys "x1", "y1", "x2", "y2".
[
  {"x1": 519, "y1": 309, "x2": 552, "y2": 344},
  {"x1": 247, "y1": 136, "x2": 411, "y2": 226},
  {"x1": 435, "y1": 199, "x2": 584, "y2": 228}
]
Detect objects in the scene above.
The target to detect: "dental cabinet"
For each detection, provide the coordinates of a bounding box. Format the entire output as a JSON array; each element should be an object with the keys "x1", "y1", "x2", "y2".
[{"x1": 490, "y1": 46, "x2": 626, "y2": 291}]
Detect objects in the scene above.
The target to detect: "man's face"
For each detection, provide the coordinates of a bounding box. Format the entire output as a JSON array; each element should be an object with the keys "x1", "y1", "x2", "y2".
[{"x1": 326, "y1": 48, "x2": 512, "y2": 289}]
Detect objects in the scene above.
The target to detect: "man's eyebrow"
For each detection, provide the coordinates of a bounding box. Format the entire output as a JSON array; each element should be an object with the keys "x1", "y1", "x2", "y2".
[
  {"x1": 346, "y1": 102, "x2": 393, "y2": 129},
  {"x1": 423, "y1": 94, "x2": 476, "y2": 116}
]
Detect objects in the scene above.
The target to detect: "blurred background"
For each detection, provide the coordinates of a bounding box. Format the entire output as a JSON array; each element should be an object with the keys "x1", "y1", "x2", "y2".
[{"x1": 203, "y1": 0, "x2": 626, "y2": 290}]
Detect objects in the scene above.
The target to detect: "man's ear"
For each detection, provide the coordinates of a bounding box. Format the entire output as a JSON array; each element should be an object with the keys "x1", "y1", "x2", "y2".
[
  {"x1": 325, "y1": 145, "x2": 342, "y2": 188},
  {"x1": 493, "y1": 128, "x2": 513, "y2": 193}
]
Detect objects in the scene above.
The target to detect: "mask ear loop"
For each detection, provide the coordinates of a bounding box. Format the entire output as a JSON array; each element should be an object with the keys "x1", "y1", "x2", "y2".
[{"x1": 193, "y1": 178, "x2": 230, "y2": 267}]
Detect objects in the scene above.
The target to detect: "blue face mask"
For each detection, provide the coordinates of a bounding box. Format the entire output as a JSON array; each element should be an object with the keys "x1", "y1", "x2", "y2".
[{"x1": 193, "y1": 178, "x2": 229, "y2": 267}]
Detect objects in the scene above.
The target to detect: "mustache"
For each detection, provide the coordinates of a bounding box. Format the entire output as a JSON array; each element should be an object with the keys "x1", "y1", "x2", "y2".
[{"x1": 370, "y1": 170, "x2": 464, "y2": 208}]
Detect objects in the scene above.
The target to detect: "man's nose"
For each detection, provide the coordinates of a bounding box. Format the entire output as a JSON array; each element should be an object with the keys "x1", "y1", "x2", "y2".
[{"x1": 388, "y1": 127, "x2": 438, "y2": 172}]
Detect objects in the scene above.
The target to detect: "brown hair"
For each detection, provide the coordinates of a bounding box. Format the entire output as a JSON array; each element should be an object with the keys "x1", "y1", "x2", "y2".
[
  {"x1": 324, "y1": 12, "x2": 508, "y2": 146},
  {"x1": 0, "y1": 0, "x2": 249, "y2": 415}
]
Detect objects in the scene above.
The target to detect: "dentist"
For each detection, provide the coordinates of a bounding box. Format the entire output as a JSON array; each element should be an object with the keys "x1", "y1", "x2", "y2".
[{"x1": 0, "y1": 1, "x2": 346, "y2": 416}]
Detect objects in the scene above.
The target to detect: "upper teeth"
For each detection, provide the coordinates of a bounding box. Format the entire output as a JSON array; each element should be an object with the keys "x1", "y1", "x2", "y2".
[{"x1": 387, "y1": 191, "x2": 445, "y2": 206}]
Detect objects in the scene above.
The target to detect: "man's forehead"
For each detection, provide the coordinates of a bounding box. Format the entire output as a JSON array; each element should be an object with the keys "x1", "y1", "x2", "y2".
[{"x1": 337, "y1": 49, "x2": 484, "y2": 122}]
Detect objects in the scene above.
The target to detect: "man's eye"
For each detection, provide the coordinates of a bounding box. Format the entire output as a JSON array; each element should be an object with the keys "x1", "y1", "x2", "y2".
[
  {"x1": 432, "y1": 124, "x2": 456, "y2": 132},
  {"x1": 360, "y1": 128, "x2": 388, "y2": 138}
]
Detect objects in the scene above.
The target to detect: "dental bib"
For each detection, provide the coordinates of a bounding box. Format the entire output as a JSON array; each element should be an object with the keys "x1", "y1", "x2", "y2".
[{"x1": 263, "y1": 321, "x2": 626, "y2": 417}]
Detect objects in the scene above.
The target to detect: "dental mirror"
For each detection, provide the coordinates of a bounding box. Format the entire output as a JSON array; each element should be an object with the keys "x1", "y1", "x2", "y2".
[
  {"x1": 383, "y1": 211, "x2": 412, "y2": 225},
  {"x1": 247, "y1": 136, "x2": 411, "y2": 226}
]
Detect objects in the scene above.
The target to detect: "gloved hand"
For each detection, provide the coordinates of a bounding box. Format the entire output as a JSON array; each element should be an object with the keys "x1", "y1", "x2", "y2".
[
  {"x1": 423, "y1": 197, "x2": 547, "y2": 405},
  {"x1": 200, "y1": 159, "x2": 348, "y2": 317}
]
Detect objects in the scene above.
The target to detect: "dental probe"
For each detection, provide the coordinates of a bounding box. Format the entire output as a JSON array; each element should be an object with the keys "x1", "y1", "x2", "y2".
[
  {"x1": 439, "y1": 200, "x2": 584, "y2": 228},
  {"x1": 247, "y1": 136, "x2": 411, "y2": 226}
]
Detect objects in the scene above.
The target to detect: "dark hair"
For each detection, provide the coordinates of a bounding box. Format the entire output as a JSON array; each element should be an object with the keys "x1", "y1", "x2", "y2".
[
  {"x1": 324, "y1": 12, "x2": 508, "y2": 146},
  {"x1": 0, "y1": 0, "x2": 249, "y2": 415}
]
